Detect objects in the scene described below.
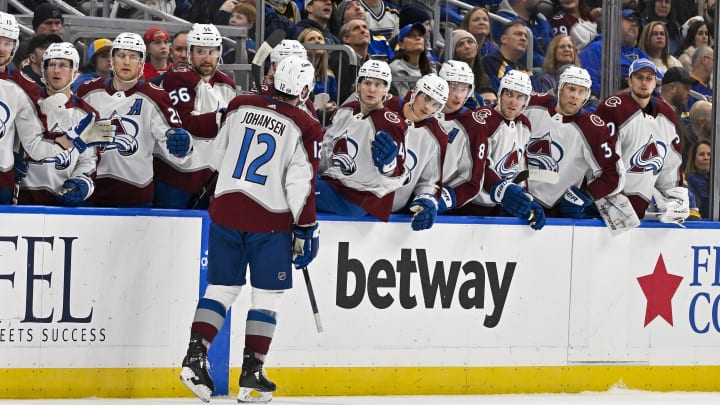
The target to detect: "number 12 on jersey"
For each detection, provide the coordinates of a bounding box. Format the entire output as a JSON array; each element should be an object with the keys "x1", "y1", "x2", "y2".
[{"x1": 233, "y1": 127, "x2": 277, "y2": 185}]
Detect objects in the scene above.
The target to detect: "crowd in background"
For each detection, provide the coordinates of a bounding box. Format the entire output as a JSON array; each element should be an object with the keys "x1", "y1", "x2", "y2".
[{"x1": 3, "y1": 0, "x2": 717, "y2": 218}]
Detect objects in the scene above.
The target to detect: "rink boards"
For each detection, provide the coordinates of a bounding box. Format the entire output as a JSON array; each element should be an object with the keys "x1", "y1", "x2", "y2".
[{"x1": 1, "y1": 206, "x2": 720, "y2": 398}]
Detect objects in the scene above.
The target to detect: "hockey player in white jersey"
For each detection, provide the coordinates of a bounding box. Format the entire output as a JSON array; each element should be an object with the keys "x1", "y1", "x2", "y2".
[
  {"x1": 595, "y1": 58, "x2": 688, "y2": 222},
  {"x1": 436, "y1": 60, "x2": 546, "y2": 230},
  {"x1": 18, "y1": 42, "x2": 101, "y2": 206},
  {"x1": 0, "y1": 12, "x2": 113, "y2": 205},
  {"x1": 76, "y1": 32, "x2": 193, "y2": 207},
  {"x1": 260, "y1": 39, "x2": 319, "y2": 118},
  {"x1": 524, "y1": 66, "x2": 631, "y2": 223},
  {"x1": 387, "y1": 73, "x2": 449, "y2": 230},
  {"x1": 155, "y1": 23, "x2": 237, "y2": 209},
  {"x1": 179, "y1": 56, "x2": 322, "y2": 404},
  {"x1": 317, "y1": 59, "x2": 408, "y2": 221}
]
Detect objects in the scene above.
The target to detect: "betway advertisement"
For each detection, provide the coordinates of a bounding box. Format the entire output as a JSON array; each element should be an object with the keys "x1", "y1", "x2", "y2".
[
  {"x1": 235, "y1": 220, "x2": 575, "y2": 368},
  {"x1": 0, "y1": 212, "x2": 202, "y2": 368}
]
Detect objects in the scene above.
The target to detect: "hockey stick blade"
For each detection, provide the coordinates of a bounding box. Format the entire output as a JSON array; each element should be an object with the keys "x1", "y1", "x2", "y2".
[
  {"x1": 251, "y1": 29, "x2": 286, "y2": 93},
  {"x1": 302, "y1": 267, "x2": 323, "y2": 333},
  {"x1": 513, "y1": 169, "x2": 560, "y2": 184}
]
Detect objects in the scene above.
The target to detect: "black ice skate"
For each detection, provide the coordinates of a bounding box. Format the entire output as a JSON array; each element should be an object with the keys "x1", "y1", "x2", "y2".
[
  {"x1": 180, "y1": 334, "x2": 215, "y2": 403},
  {"x1": 237, "y1": 347, "x2": 276, "y2": 404}
]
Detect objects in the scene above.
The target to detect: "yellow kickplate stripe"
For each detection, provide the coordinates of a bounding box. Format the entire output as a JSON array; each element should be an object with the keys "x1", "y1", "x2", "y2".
[{"x1": 4, "y1": 366, "x2": 720, "y2": 398}]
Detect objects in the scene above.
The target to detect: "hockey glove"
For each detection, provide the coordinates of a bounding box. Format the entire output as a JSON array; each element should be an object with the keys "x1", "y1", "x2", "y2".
[
  {"x1": 371, "y1": 130, "x2": 398, "y2": 174},
  {"x1": 56, "y1": 174, "x2": 94, "y2": 206},
  {"x1": 558, "y1": 186, "x2": 593, "y2": 219},
  {"x1": 655, "y1": 187, "x2": 690, "y2": 223},
  {"x1": 332, "y1": 153, "x2": 357, "y2": 175},
  {"x1": 490, "y1": 179, "x2": 532, "y2": 219},
  {"x1": 166, "y1": 128, "x2": 192, "y2": 157},
  {"x1": 292, "y1": 223, "x2": 320, "y2": 268},
  {"x1": 66, "y1": 112, "x2": 116, "y2": 153},
  {"x1": 409, "y1": 194, "x2": 439, "y2": 231},
  {"x1": 437, "y1": 186, "x2": 456, "y2": 214},
  {"x1": 13, "y1": 152, "x2": 28, "y2": 183},
  {"x1": 528, "y1": 201, "x2": 546, "y2": 230}
]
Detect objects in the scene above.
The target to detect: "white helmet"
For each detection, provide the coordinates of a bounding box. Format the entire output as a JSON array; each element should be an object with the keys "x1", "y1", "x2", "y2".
[
  {"x1": 112, "y1": 32, "x2": 146, "y2": 60},
  {"x1": 187, "y1": 23, "x2": 222, "y2": 49},
  {"x1": 43, "y1": 42, "x2": 80, "y2": 71},
  {"x1": 558, "y1": 65, "x2": 592, "y2": 102},
  {"x1": 499, "y1": 70, "x2": 532, "y2": 98},
  {"x1": 439, "y1": 60, "x2": 475, "y2": 100},
  {"x1": 274, "y1": 55, "x2": 315, "y2": 102},
  {"x1": 357, "y1": 59, "x2": 391, "y2": 86},
  {"x1": 270, "y1": 40, "x2": 307, "y2": 65},
  {"x1": 0, "y1": 12, "x2": 19, "y2": 56},
  {"x1": 415, "y1": 73, "x2": 449, "y2": 106}
]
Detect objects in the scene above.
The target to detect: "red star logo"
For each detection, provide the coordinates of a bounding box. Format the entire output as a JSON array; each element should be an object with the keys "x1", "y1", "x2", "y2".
[{"x1": 637, "y1": 254, "x2": 683, "y2": 327}]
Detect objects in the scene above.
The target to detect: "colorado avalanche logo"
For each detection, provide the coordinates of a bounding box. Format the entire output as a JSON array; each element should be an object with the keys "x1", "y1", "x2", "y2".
[
  {"x1": 627, "y1": 135, "x2": 666, "y2": 174},
  {"x1": 604, "y1": 96, "x2": 622, "y2": 108},
  {"x1": 472, "y1": 108, "x2": 491, "y2": 124},
  {"x1": 0, "y1": 101, "x2": 10, "y2": 140},
  {"x1": 384, "y1": 111, "x2": 401, "y2": 124},
  {"x1": 402, "y1": 149, "x2": 419, "y2": 184},
  {"x1": 526, "y1": 132, "x2": 563, "y2": 172},
  {"x1": 494, "y1": 143, "x2": 520, "y2": 178},
  {"x1": 101, "y1": 111, "x2": 139, "y2": 156}
]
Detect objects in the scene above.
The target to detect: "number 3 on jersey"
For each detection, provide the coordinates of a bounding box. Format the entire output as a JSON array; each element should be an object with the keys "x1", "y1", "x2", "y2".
[{"x1": 233, "y1": 127, "x2": 276, "y2": 185}]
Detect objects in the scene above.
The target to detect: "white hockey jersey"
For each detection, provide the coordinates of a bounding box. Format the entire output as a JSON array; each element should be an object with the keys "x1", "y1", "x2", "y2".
[
  {"x1": 461, "y1": 106, "x2": 531, "y2": 211},
  {"x1": 77, "y1": 78, "x2": 190, "y2": 206},
  {"x1": 438, "y1": 107, "x2": 502, "y2": 211},
  {"x1": 0, "y1": 68, "x2": 49, "y2": 191},
  {"x1": 595, "y1": 93, "x2": 683, "y2": 218},
  {"x1": 525, "y1": 94, "x2": 624, "y2": 211},
  {"x1": 391, "y1": 116, "x2": 447, "y2": 212},
  {"x1": 19, "y1": 92, "x2": 98, "y2": 205},
  {"x1": 205, "y1": 94, "x2": 323, "y2": 232},
  {"x1": 320, "y1": 100, "x2": 408, "y2": 221},
  {"x1": 360, "y1": 0, "x2": 399, "y2": 40}
]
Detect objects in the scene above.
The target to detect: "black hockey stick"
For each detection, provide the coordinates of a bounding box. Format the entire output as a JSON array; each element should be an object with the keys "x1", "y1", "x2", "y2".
[
  {"x1": 251, "y1": 29, "x2": 286, "y2": 93},
  {"x1": 302, "y1": 267, "x2": 323, "y2": 333},
  {"x1": 11, "y1": 149, "x2": 26, "y2": 205}
]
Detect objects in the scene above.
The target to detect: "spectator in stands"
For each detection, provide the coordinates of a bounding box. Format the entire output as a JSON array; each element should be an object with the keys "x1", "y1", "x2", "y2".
[
  {"x1": 228, "y1": 3, "x2": 256, "y2": 50},
  {"x1": 360, "y1": 0, "x2": 400, "y2": 41},
  {"x1": 483, "y1": 21, "x2": 533, "y2": 92},
  {"x1": 685, "y1": 140, "x2": 711, "y2": 218},
  {"x1": 294, "y1": 0, "x2": 341, "y2": 44},
  {"x1": 638, "y1": 21, "x2": 682, "y2": 74},
  {"x1": 142, "y1": 28, "x2": 172, "y2": 81},
  {"x1": 449, "y1": 29, "x2": 491, "y2": 109},
  {"x1": 642, "y1": 0, "x2": 682, "y2": 55},
  {"x1": 14, "y1": 3, "x2": 64, "y2": 66},
  {"x1": 677, "y1": 20, "x2": 710, "y2": 71},
  {"x1": 703, "y1": 0, "x2": 715, "y2": 34},
  {"x1": 72, "y1": 38, "x2": 112, "y2": 93},
  {"x1": 492, "y1": 0, "x2": 553, "y2": 68},
  {"x1": 389, "y1": 23, "x2": 434, "y2": 98},
  {"x1": 21, "y1": 34, "x2": 62, "y2": 86},
  {"x1": 331, "y1": 18, "x2": 371, "y2": 104},
  {"x1": 459, "y1": 7, "x2": 498, "y2": 57},
  {"x1": 550, "y1": 0, "x2": 597, "y2": 51},
  {"x1": 477, "y1": 86, "x2": 498, "y2": 106},
  {"x1": 659, "y1": 66, "x2": 695, "y2": 115},
  {"x1": 686, "y1": 100, "x2": 712, "y2": 161},
  {"x1": 688, "y1": 44, "x2": 713, "y2": 108},
  {"x1": 266, "y1": 0, "x2": 300, "y2": 23},
  {"x1": 535, "y1": 34, "x2": 580, "y2": 94},
  {"x1": 398, "y1": 5, "x2": 439, "y2": 68},
  {"x1": 33, "y1": 3, "x2": 64, "y2": 37},
  {"x1": 334, "y1": 1, "x2": 392, "y2": 61},
  {"x1": 298, "y1": 27, "x2": 338, "y2": 111},
  {"x1": 579, "y1": 9, "x2": 649, "y2": 98},
  {"x1": 171, "y1": 31, "x2": 189, "y2": 70}
]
